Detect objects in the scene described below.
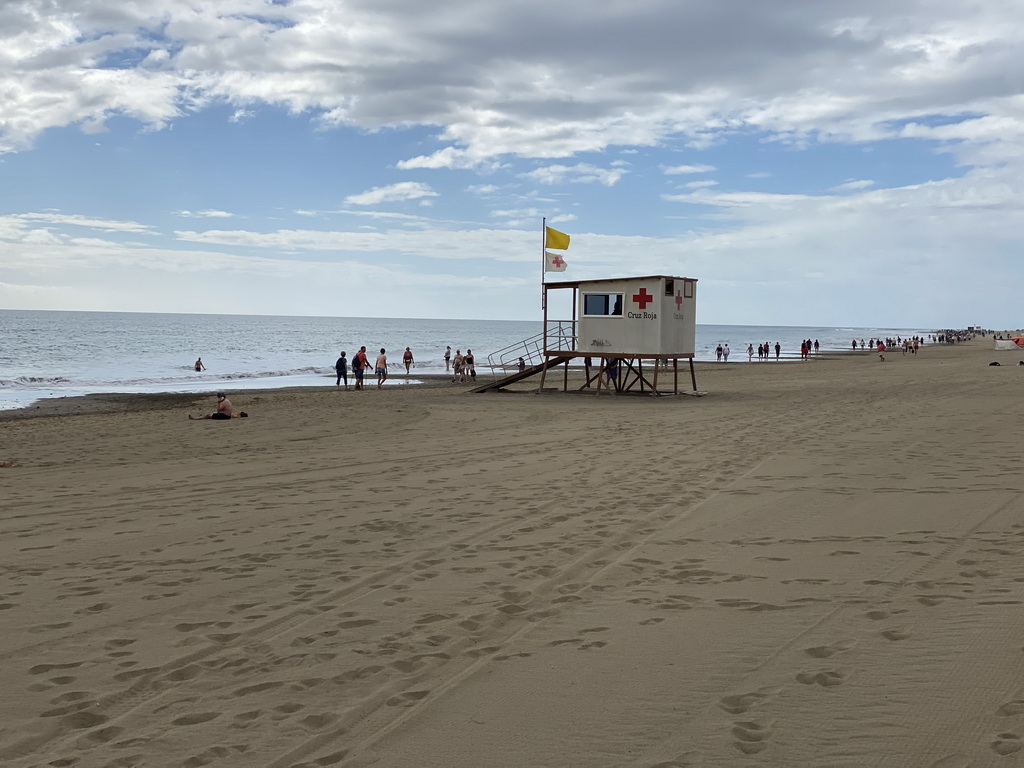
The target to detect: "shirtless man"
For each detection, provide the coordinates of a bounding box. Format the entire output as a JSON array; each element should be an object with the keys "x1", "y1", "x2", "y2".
[
  {"x1": 375, "y1": 348, "x2": 388, "y2": 388},
  {"x1": 190, "y1": 392, "x2": 233, "y2": 420},
  {"x1": 452, "y1": 349, "x2": 464, "y2": 382},
  {"x1": 194, "y1": 357, "x2": 205, "y2": 372}
]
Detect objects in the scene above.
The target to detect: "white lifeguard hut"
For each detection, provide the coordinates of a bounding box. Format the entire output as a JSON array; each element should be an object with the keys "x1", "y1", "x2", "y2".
[{"x1": 477, "y1": 274, "x2": 699, "y2": 395}]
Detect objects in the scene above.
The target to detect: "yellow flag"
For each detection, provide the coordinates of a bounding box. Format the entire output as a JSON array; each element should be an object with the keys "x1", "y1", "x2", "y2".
[{"x1": 545, "y1": 226, "x2": 570, "y2": 250}]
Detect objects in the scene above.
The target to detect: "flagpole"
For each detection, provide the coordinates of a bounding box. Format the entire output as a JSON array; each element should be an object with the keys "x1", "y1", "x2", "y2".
[{"x1": 541, "y1": 216, "x2": 546, "y2": 313}]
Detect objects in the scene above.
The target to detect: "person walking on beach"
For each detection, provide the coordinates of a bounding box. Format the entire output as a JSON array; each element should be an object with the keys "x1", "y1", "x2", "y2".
[
  {"x1": 190, "y1": 392, "x2": 232, "y2": 420},
  {"x1": 813, "y1": 339, "x2": 819, "y2": 353},
  {"x1": 606, "y1": 358, "x2": 620, "y2": 387},
  {"x1": 723, "y1": 343, "x2": 730, "y2": 362},
  {"x1": 444, "y1": 345, "x2": 452, "y2": 372},
  {"x1": 715, "y1": 344, "x2": 723, "y2": 362},
  {"x1": 352, "y1": 346, "x2": 370, "y2": 390},
  {"x1": 518, "y1": 357, "x2": 526, "y2": 372},
  {"x1": 452, "y1": 350, "x2": 464, "y2": 382},
  {"x1": 464, "y1": 349, "x2": 476, "y2": 380},
  {"x1": 774, "y1": 342, "x2": 781, "y2": 360},
  {"x1": 335, "y1": 351, "x2": 349, "y2": 390},
  {"x1": 375, "y1": 348, "x2": 388, "y2": 388},
  {"x1": 403, "y1": 347, "x2": 414, "y2": 374},
  {"x1": 747, "y1": 343, "x2": 754, "y2": 362},
  {"x1": 194, "y1": 357, "x2": 205, "y2": 372}
]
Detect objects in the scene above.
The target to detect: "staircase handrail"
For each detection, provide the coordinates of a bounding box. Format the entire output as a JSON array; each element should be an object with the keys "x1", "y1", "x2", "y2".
[{"x1": 485, "y1": 320, "x2": 577, "y2": 378}]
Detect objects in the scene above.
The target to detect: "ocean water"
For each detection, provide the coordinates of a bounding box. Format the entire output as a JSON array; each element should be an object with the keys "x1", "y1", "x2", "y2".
[{"x1": 0, "y1": 310, "x2": 932, "y2": 410}]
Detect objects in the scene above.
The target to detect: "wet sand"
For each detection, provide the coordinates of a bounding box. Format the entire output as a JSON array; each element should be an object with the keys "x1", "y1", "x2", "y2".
[{"x1": 2, "y1": 339, "x2": 1024, "y2": 767}]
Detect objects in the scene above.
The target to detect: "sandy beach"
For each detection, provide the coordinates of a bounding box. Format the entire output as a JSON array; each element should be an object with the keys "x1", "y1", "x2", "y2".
[{"x1": 2, "y1": 338, "x2": 1024, "y2": 767}]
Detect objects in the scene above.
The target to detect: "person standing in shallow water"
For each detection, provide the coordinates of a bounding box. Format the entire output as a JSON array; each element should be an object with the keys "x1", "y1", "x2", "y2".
[
  {"x1": 775, "y1": 342, "x2": 781, "y2": 360},
  {"x1": 375, "y1": 348, "x2": 388, "y2": 388},
  {"x1": 403, "y1": 347, "x2": 414, "y2": 374},
  {"x1": 194, "y1": 357, "x2": 205, "y2": 372},
  {"x1": 334, "y1": 351, "x2": 348, "y2": 390},
  {"x1": 352, "y1": 346, "x2": 370, "y2": 390},
  {"x1": 452, "y1": 349, "x2": 464, "y2": 382}
]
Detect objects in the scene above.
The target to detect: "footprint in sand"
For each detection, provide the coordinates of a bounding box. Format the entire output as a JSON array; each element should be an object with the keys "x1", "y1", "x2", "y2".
[
  {"x1": 29, "y1": 662, "x2": 82, "y2": 676},
  {"x1": 796, "y1": 668, "x2": 850, "y2": 687},
  {"x1": 718, "y1": 688, "x2": 778, "y2": 715},
  {"x1": 991, "y1": 732, "x2": 1023, "y2": 755},
  {"x1": 998, "y1": 700, "x2": 1024, "y2": 716},
  {"x1": 881, "y1": 629, "x2": 911, "y2": 641},
  {"x1": 732, "y1": 720, "x2": 771, "y2": 755},
  {"x1": 804, "y1": 640, "x2": 855, "y2": 658}
]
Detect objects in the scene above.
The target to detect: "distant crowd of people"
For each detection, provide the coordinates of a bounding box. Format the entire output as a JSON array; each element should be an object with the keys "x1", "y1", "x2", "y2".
[
  {"x1": 330, "y1": 344, "x2": 479, "y2": 390},
  {"x1": 708, "y1": 335, "x2": 942, "y2": 362}
]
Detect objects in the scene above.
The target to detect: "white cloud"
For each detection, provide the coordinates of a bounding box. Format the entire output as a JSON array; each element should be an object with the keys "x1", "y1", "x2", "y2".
[
  {"x1": 519, "y1": 163, "x2": 627, "y2": 186},
  {"x1": 176, "y1": 209, "x2": 235, "y2": 218},
  {"x1": 831, "y1": 179, "x2": 875, "y2": 191},
  {"x1": 344, "y1": 182, "x2": 439, "y2": 205},
  {"x1": 2, "y1": 0, "x2": 1021, "y2": 167},
  {"x1": 397, "y1": 148, "x2": 484, "y2": 170},
  {"x1": 5, "y1": 1, "x2": 1024, "y2": 327},
  {"x1": 10, "y1": 212, "x2": 154, "y2": 233},
  {"x1": 663, "y1": 164, "x2": 717, "y2": 175}
]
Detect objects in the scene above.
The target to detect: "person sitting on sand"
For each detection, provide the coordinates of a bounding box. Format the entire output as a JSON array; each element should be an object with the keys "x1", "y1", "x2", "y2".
[{"x1": 189, "y1": 393, "x2": 247, "y2": 420}]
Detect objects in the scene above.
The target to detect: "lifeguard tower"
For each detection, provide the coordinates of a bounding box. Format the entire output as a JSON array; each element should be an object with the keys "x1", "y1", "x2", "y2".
[{"x1": 477, "y1": 275, "x2": 698, "y2": 395}]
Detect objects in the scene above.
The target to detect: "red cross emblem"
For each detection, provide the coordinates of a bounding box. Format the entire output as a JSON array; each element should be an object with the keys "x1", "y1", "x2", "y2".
[
  {"x1": 632, "y1": 287, "x2": 653, "y2": 309},
  {"x1": 675, "y1": 289, "x2": 683, "y2": 310},
  {"x1": 550, "y1": 253, "x2": 565, "y2": 268}
]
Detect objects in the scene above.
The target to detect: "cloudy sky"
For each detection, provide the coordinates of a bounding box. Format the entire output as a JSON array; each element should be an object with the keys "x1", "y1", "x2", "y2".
[{"x1": 2, "y1": 0, "x2": 1022, "y2": 328}]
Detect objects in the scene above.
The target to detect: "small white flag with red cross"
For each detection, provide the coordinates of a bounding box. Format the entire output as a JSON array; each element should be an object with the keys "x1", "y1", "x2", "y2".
[{"x1": 544, "y1": 250, "x2": 568, "y2": 272}]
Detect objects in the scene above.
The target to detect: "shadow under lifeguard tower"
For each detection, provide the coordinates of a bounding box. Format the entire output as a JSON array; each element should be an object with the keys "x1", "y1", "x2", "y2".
[{"x1": 474, "y1": 275, "x2": 699, "y2": 396}]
